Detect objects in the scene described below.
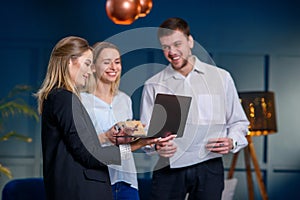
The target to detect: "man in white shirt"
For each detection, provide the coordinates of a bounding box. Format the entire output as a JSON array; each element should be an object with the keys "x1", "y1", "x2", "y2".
[{"x1": 140, "y1": 17, "x2": 249, "y2": 200}]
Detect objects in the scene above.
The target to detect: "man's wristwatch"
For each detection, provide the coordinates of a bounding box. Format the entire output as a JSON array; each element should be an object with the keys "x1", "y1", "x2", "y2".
[{"x1": 232, "y1": 139, "x2": 238, "y2": 150}]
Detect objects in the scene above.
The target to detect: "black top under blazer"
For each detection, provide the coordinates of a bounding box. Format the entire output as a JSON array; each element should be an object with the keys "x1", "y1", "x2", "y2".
[{"x1": 41, "y1": 88, "x2": 121, "y2": 200}]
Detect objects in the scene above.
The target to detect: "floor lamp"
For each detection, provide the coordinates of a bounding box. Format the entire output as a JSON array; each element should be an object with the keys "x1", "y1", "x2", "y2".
[{"x1": 227, "y1": 92, "x2": 277, "y2": 200}]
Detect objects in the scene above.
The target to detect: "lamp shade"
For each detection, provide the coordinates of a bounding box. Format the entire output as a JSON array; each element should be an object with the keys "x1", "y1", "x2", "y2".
[
  {"x1": 239, "y1": 91, "x2": 277, "y2": 136},
  {"x1": 106, "y1": 0, "x2": 141, "y2": 25},
  {"x1": 138, "y1": 0, "x2": 153, "y2": 17}
]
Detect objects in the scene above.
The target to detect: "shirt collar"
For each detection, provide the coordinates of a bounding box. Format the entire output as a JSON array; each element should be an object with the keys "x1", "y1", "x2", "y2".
[
  {"x1": 163, "y1": 65, "x2": 180, "y2": 80},
  {"x1": 193, "y1": 56, "x2": 205, "y2": 74}
]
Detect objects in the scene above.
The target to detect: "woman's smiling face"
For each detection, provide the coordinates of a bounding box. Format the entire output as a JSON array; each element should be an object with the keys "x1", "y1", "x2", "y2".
[
  {"x1": 68, "y1": 49, "x2": 93, "y2": 88},
  {"x1": 93, "y1": 48, "x2": 121, "y2": 84}
]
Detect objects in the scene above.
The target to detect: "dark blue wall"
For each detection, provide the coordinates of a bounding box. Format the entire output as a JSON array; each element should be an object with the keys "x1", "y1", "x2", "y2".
[
  {"x1": 1, "y1": 1, "x2": 300, "y2": 199},
  {"x1": 1, "y1": 0, "x2": 299, "y2": 91},
  {"x1": 0, "y1": 0, "x2": 298, "y2": 105}
]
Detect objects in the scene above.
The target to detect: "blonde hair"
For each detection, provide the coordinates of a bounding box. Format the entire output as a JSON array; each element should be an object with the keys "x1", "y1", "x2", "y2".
[
  {"x1": 35, "y1": 36, "x2": 92, "y2": 114},
  {"x1": 86, "y1": 42, "x2": 121, "y2": 96}
]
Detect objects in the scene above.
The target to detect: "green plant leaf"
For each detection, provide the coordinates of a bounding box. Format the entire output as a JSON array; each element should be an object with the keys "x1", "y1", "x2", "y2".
[
  {"x1": 0, "y1": 84, "x2": 38, "y2": 179},
  {"x1": 0, "y1": 100, "x2": 39, "y2": 121},
  {"x1": 0, "y1": 164, "x2": 13, "y2": 179},
  {"x1": 7, "y1": 85, "x2": 34, "y2": 98},
  {"x1": 0, "y1": 131, "x2": 32, "y2": 142}
]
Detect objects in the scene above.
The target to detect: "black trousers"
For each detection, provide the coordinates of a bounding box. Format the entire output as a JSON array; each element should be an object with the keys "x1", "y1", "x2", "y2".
[{"x1": 150, "y1": 157, "x2": 224, "y2": 200}]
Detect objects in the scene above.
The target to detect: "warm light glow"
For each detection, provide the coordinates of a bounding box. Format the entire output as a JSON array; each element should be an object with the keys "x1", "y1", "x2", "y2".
[
  {"x1": 106, "y1": 0, "x2": 141, "y2": 25},
  {"x1": 239, "y1": 91, "x2": 277, "y2": 137},
  {"x1": 247, "y1": 130, "x2": 276, "y2": 136},
  {"x1": 249, "y1": 103, "x2": 255, "y2": 117},
  {"x1": 139, "y1": 0, "x2": 153, "y2": 17},
  {"x1": 124, "y1": 2, "x2": 130, "y2": 9}
]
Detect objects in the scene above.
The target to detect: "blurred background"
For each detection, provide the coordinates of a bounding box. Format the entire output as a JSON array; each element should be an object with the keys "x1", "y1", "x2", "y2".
[{"x1": 0, "y1": 0, "x2": 300, "y2": 199}]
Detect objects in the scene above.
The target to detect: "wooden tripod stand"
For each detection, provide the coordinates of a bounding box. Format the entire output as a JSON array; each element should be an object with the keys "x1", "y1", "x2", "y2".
[{"x1": 227, "y1": 135, "x2": 268, "y2": 200}]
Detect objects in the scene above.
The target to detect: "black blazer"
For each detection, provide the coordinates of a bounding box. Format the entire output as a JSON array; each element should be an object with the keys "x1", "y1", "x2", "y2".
[{"x1": 41, "y1": 88, "x2": 121, "y2": 200}]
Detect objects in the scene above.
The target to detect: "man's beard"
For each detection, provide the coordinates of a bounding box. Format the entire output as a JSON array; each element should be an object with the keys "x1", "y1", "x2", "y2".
[{"x1": 172, "y1": 57, "x2": 188, "y2": 70}]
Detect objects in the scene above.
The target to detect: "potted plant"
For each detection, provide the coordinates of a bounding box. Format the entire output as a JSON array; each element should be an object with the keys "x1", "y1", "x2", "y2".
[{"x1": 0, "y1": 85, "x2": 39, "y2": 178}]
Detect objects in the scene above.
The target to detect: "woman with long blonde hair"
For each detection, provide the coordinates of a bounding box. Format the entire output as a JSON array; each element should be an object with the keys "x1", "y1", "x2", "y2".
[
  {"x1": 36, "y1": 36, "x2": 122, "y2": 200},
  {"x1": 81, "y1": 42, "x2": 171, "y2": 200},
  {"x1": 81, "y1": 41, "x2": 141, "y2": 200}
]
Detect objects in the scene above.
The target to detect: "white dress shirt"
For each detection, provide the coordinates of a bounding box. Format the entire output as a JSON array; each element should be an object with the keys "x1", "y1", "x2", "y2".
[
  {"x1": 140, "y1": 56, "x2": 249, "y2": 168},
  {"x1": 81, "y1": 92, "x2": 138, "y2": 189}
]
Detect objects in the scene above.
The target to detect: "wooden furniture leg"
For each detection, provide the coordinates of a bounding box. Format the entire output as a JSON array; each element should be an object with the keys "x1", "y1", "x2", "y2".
[
  {"x1": 227, "y1": 151, "x2": 239, "y2": 179},
  {"x1": 244, "y1": 144, "x2": 254, "y2": 200},
  {"x1": 247, "y1": 136, "x2": 269, "y2": 200},
  {"x1": 227, "y1": 136, "x2": 269, "y2": 200}
]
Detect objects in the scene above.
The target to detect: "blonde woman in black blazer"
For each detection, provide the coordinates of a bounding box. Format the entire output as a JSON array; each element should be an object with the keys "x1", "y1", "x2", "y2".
[{"x1": 36, "y1": 36, "x2": 121, "y2": 200}]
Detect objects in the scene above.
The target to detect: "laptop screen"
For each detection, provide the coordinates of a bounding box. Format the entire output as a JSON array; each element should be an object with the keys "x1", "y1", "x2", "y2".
[{"x1": 146, "y1": 93, "x2": 192, "y2": 138}]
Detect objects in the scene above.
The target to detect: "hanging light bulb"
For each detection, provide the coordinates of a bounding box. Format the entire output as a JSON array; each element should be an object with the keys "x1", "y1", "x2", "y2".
[
  {"x1": 106, "y1": 0, "x2": 141, "y2": 25},
  {"x1": 138, "y1": 0, "x2": 153, "y2": 17}
]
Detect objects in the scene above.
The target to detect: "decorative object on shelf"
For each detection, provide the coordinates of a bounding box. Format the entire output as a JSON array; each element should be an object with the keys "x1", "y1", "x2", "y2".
[
  {"x1": 105, "y1": 0, "x2": 153, "y2": 25},
  {"x1": 240, "y1": 92, "x2": 277, "y2": 136},
  {"x1": 228, "y1": 91, "x2": 277, "y2": 200},
  {"x1": 0, "y1": 85, "x2": 39, "y2": 179}
]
